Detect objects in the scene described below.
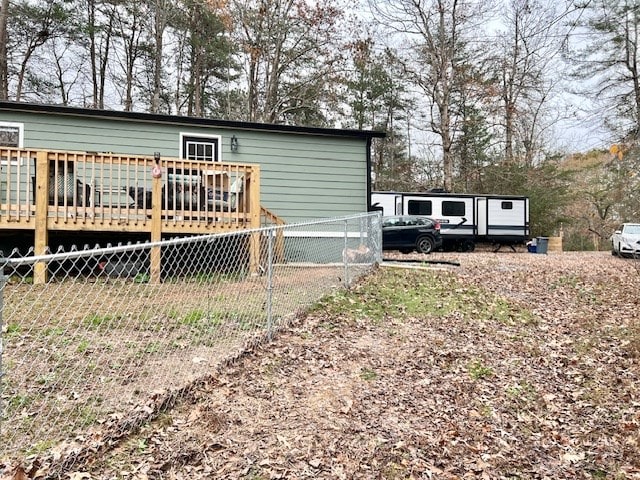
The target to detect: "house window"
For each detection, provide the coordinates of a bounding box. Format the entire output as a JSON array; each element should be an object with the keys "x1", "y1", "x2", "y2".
[
  {"x1": 408, "y1": 200, "x2": 432, "y2": 216},
  {"x1": 0, "y1": 122, "x2": 23, "y2": 148},
  {"x1": 501, "y1": 201, "x2": 513, "y2": 210},
  {"x1": 180, "y1": 134, "x2": 220, "y2": 162},
  {"x1": 0, "y1": 122, "x2": 24, "y2": 166},
  {"x1": 442, "y1": 201, "x2": 465, "y2": 216}
]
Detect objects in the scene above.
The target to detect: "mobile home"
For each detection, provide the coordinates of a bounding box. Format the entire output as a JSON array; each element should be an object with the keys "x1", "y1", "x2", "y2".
[
  {"x1": 0, "y1": 101, "x2": 384, "y2": 256},
  {"x1": 371, "y1": 191, "x2": 530, "y2": 251}
]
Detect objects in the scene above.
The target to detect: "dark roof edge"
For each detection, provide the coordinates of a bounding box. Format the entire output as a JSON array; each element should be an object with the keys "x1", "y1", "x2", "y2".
[{"x1": 0, "y1": 101, "x2": 386, "y2": 139}]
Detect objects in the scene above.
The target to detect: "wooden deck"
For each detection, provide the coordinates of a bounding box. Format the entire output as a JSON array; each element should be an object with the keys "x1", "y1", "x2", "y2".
[{"x1": 0, "y1": 148, "x2": 262, "y2": 282}]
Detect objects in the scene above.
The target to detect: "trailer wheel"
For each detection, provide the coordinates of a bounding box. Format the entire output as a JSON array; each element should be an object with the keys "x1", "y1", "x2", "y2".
[
  {"x1": 416, "y1": 236, "x2": 435, "y2": 254},
  {"x1": 462, "y1": 240, "x2": 475, "y2": 252}
]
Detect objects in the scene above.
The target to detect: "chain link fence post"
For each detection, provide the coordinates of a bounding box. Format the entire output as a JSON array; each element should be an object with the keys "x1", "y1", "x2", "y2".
[
  {"x1": 0, "y1": 259, "x2": 7, "y2": 437},
  {"x1": 375, "y1": 212, "x2": 383, "y2": 264},
  {"x1": 343, "y1": 218, "x2": 349, "y2": 288},
  {"x1": 266, "y1": 228, "x2": 274, "y2": 339}
]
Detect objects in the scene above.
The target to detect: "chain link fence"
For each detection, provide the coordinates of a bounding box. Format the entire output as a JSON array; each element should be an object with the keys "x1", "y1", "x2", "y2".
[{"x1": 0, "y1": 212, "x2": 381, "y2": 472}]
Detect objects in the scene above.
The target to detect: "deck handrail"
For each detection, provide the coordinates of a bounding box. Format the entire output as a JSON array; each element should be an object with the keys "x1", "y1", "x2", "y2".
[{"x1": 0, "y1": 148, "x2": 261, "y2": 282}]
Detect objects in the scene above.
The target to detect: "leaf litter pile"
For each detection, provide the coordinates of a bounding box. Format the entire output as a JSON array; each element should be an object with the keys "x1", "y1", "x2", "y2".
[{"x1": 47, "y1": 252, "x2": 640, "y2": 478}]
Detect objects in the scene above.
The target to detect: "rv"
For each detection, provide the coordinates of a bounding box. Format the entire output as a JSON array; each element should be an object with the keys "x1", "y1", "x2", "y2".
[{"x1": 371, "y1": 191, "x2": 530, "y2": 251}]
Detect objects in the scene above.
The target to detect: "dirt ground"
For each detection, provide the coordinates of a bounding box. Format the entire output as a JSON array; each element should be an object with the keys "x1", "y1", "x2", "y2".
[{"x1": 11, "y1": 250, "x2": 640, "y2": 479}]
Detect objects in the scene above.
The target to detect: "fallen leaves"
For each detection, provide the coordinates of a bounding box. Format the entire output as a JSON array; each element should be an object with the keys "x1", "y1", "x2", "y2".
[{"x1": 8, "y1": 251, "x2": 640, "y2": 479}]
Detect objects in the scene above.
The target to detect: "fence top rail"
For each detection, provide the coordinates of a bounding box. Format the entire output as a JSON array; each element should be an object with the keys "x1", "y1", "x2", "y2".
[{"x1": 0, "y1": 212, "x2": 381, "y2": 267}]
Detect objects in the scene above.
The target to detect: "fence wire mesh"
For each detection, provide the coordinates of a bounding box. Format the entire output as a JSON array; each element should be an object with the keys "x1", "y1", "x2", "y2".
[{"x1": 0, "y1": 212, "x2": 381, "y2": 470}]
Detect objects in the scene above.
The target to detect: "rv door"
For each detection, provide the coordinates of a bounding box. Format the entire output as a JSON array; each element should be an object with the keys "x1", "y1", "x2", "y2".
[{"x1": 476, "y1": 197, "x2": 487, "y2": 236}]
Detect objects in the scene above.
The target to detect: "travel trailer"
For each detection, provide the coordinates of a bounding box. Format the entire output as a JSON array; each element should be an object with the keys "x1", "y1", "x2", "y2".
[{"x1": 371, "y1": 191, "x2": 530, "y2": 251}]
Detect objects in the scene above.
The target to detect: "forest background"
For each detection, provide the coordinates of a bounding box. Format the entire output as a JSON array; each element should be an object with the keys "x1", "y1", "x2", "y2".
[{"x1": 0, "y1": 0, "x2": 638, "y2": 250}]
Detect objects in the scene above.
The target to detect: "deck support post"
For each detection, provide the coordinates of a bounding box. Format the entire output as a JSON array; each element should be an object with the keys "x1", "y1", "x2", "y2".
[
  {"x1": 34, "y1": 151, "x2": 49, "y2": 285},
  {"x1": 150, "y1": 161, "x2": 162, "y2": 284},
  {"x1": 248, "y1": 167, "x2": 261, "y2": 274}
]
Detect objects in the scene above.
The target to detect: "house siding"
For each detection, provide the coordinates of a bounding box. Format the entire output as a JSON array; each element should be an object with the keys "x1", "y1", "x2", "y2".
[{"x1": 1, "y1": 108, "x2": 373, "y2": 223}]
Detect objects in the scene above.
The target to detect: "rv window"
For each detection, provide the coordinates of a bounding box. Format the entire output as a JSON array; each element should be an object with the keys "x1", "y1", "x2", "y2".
[
  {"x1": 502, "y1": 201, "x2": 513, "y2": 210},
  {"x1": 442, "y1": 201, "x2": 465, "y2": 216},
  {"x1": 408, "y1": 200, "x2": 432, "y2": 215}
]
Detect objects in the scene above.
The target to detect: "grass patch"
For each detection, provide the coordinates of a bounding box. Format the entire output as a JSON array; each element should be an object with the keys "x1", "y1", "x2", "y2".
[
  {"x1": 316, "y1": 269, "x2": 535, "y2": 325},
  {"x1": 468, "y1": 360, "x2": 493, "y2": 380},
  {"x1": 133, "y1": 273, "x2": 150, "y2": 284},
  {"x1": 551, "y1": 274, "x2": 580, "y2": 289},
  {"x1": 77, "y1": 339, "x2": 91, "y2": 353},
  {"x1": 42, "y1": 326, "x2": 65, "y2": 337},
  {"x1": 360, "y1": 367, "x2": 378, "y2": 381},
  {"x1": 6, "y1": 393, "x2": 36, "y2": 413},
  {"x1": 181, "y1": 309, "x2": 207, "y2": 325},
  {"x1": 84, "y1": 313, "x2": 117, "y2": 328},
  {"x1": 4, "y1": 322, "x2": 21, "y2": 335},
  {"x1": 505, "y1": 380, "x2": 538, "y2": 406},
  {"x1": 25, "y1": 439, "x2": 57, "y2": 456}
]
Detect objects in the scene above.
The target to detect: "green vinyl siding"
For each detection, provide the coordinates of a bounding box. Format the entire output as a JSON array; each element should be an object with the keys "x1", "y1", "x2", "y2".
[
  {"x1": 0, "y1": 157, "x2": 35, "y2": 204},
  {"x1": 0, "y1": 108, "x2": 372, "y2": 223}
]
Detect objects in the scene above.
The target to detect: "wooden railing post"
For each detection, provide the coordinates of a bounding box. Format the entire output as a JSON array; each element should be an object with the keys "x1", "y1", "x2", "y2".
[
  {"x1": 150, "y1": 155, "x2": 162, "y2": 283},
  {"x1": 248, "y1": 166, "x2": 261, "y2": 274},
  {"x1": 34, "y1": 151, "x2": 49, "y2": 284}
]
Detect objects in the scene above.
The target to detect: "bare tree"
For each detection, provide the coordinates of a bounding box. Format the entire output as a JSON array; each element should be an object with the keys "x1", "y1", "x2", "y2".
[
  {"x1": 232, "y1": 0, "x2": 344, "y2": 124},
  {"x1": 0, "y1": 0, "x2": 8, "y2": 100},
  {"x1": 171, "y1": 0, "x2": 234, "y2": 117},
  {"x1": 370, "y1": 0, "x2": 487, "y2": 192},
  {"x1": 9, "y1": 0, "x2": 72, "y2": 101},
  {"x1": 48, "y1": 38, "x2": 84, "y2": 105},
  {"x1": 79, "y1": 0, "x2": 117, "y2": 108},
  {"x1": 148, "y1": 0, "x2": 172, "y2": 113},
  {"x1": 111, "y1": 1, "x2": 144, "y2": 111},
  {"x1": 494, "y1": 0, "x2": 566, "y2": 165},
  {"x1": 568, "y1": 0, "x2": 640, "y2": 140}
]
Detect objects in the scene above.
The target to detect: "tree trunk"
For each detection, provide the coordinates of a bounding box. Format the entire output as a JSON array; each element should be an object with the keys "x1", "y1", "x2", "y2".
[
  {"x1": 441, "y1": 102, "x2": 454, "y2": 192},
  {"x1": 151, "y1": 0, "x2": 167, "y2": 113},
  {"x1": 0, "y1": 0, "x2": 8, "y2": 100},
  {"x1": 98, "y1": 15, "x2": 113, "y2": 109},
  {"x1": 87, "y1": 0, "x2": 98, "y2": 107}
]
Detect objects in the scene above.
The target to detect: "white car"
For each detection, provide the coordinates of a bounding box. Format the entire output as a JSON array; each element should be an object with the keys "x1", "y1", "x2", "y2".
[{"x1": 611, "y1": 223, "x2": 640, "y2": 257}]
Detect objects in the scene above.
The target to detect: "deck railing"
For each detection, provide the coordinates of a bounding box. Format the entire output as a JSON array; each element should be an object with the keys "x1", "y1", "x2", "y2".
[
  {"x1": 0, "y1": 148, "x2": 260, "y2": 233},
  {"x1": 0, "y1": 148, "x2": 261, "y2": 283}
]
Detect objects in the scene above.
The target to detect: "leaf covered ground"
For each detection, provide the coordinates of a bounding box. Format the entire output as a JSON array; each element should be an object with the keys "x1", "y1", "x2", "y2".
[{"x1": 41, "y1": 252, "x2": 640, "y2": 479}]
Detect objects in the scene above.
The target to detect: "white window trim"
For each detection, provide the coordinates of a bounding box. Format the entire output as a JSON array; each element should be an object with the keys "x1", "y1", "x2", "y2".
[
  {"x1": 0, "y1": 121, "x2": 24, "y2": 148},
  {"x1": 0, "y1": 122, "x2": 25, "y2": 166},
  {"x1": 179, "y1": 132, "x2": 221, "y2": 162}
]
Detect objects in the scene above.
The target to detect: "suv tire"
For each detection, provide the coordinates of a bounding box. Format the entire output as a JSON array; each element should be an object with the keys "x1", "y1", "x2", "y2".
[{"x1": 416, "y1": 235, "x2": 434, "y2": 254}]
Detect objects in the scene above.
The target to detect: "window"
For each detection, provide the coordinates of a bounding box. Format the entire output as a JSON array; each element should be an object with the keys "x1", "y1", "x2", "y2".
[
  {"x1": 501, "y1": 201, "x2": 513, "y2": 210},
  {"x1": 382, "y1": 217, "x2": 398, "y2": 227},
  {"x1": 0, "y1": 122, "x2": 24, "y2": 166},
  {"x1": 180, "y1": 134, "x2": 220, "y2": 162},
  {"x1": 442, "y1": 201, "x2": 465, "y2": 216},
  {"x1": 0, "y1": 122, "x2": 23, "y2": 148},
  {"x1": 408, "y1": 200, "x2": 432, "y2": 215}
]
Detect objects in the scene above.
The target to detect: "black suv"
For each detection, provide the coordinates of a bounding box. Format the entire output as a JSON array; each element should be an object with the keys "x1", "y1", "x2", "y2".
[{"x1": 382, "y1": 215, "x2": 443, "y2": 254}]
